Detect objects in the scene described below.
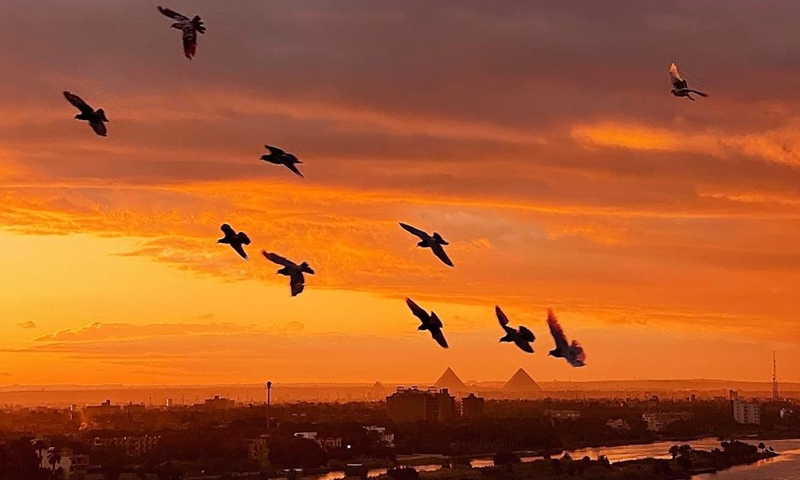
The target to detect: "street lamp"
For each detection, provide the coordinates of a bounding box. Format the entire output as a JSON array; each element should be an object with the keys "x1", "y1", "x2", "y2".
[{"x1": 266, "y1": 381, "x2": 273, "y2": 430}]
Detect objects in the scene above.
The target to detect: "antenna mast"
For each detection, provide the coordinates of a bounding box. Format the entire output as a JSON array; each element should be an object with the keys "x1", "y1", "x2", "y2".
[{"x1": 772, "y1": 351, "x2": 779, "y2": 402}]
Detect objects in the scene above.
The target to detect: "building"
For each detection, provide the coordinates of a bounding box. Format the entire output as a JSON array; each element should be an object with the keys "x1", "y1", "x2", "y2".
[
  {"x1": 82, "y1": 400, "x2": 121, "y2": 421},
  {"x1": 319, "y1": 436, "x2": 344, "y2": 449},
  {"x1": 461, "y1": 393, "x2": 485, "y2": 418},
  {"x1": 364, "y1": 426, "x2": 395, "y2": 448},
  {"x1": 641, "y1": 412, "x2": 692, "y2": 432},
  {"x1": 733, "y1": 399, "x2": 761, "y2": 425},
  {"x1": 545, "y1": 410, "x2": 581, "y2": 421},
  {"x1": 386, "y1": 386, "x2": 457, "y2": 422},
  {"x1": 92, "y1": 435, "x2": 161, "y2": 457},
  {"x1": 246, "y1": 436, "x2": 271, "y2": 468},
  {"x1": 201, "y1": 395, "x2": 235, "y2": 410}
]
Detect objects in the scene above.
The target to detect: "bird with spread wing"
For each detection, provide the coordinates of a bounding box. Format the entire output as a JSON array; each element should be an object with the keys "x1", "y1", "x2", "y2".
[
  {"x1": 217, "y1": 224, "x2": 251, "y2": 260},
  {"x1": 399, "y1": 222, "x2": 453, "y2": 267},
  {"x1": 63, "y1": 91, "x2": 108, "y2": 137},
  {"x1": 669, "y1": 62, "x2": 708, "y2": 101},
  {"x1": 260, "y1": 145, "x2": 304, "y2": 178},
  {"x1": 496, "y1": 306, "x2": 536, "y2": 353},
  {"x1": 157, "y1": 6, "x2": 206, "y2": 60},
  {"x1": 406, "y1": 298, "x2": 449, "y2": 349},
  {"x1": 547, "y1": 309, "x2": 586, "y2": 367},
  {"x1": 261, "y1": 251, "x2": 314, "y2": 296}
]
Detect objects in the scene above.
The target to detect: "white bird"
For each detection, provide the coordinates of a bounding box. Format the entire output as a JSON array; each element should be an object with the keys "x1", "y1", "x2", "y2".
[
  {"x1": 670, "y1": 63, "x2": 708, "y2": 101},
  {"x1": 261, "y1": 251, "x2": 314, "y2": 297},
  {"x1": 547, "y1": 309, "x2": 586, "y2": 367},
  {"x1": 157, "y1": 6, "x2": 206, "y2": 60}
]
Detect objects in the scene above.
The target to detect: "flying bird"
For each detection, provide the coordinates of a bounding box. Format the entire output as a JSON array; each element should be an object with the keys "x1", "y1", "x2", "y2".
[
  {"x1": 546, "y1": 309, "x2": 586, "y2": 367},
  {"x1": 260, "y1": 145, "x2": 304, "y2": 178},
  {"x1": 261, "y1": 250, "x2": 314, "y2": 296},
  {"x1": 217, "y1": 224, "x2": 250, "y2": 260},
  {"x1": 399, "y1": 223, "x2": 453, "y2": 267},
  {"x1": 405, "y1": 298, "x2": 448, "y2": 349},
  {"x1": 63, "y1": 91, "x2": 108, "y2": 137},
  {"x1": 157, "y1": 6, "x2": 206, "y2": 59},
  {"x1": 496, "y1": 306, "x2": 535, "y2": 353},
  {"x1": 669, "y1": 63, "x2": 708, "y2": 101}
]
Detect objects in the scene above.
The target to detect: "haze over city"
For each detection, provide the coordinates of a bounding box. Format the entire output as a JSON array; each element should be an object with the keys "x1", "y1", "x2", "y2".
[{"x1": 2, "y1": 0, "x2": 800, "y2": 389}]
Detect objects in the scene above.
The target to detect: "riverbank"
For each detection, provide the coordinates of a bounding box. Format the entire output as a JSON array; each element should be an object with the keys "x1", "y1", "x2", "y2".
[{"x1": 376, "y1": 441, "x2": 779, "y2": 480}]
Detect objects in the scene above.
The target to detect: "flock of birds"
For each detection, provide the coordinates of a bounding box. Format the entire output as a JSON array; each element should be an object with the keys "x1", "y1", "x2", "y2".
[{"x1": 58, "y1": 6, "x2": 713, "y2": 370}]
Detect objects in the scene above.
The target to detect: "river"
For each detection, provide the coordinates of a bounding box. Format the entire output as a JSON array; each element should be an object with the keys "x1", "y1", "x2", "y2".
[{"x1": 306, "y1": 438, "x2": 800, "y2": 480}]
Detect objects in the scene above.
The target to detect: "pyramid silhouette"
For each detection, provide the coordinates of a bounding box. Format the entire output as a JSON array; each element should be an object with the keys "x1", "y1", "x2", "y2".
[
  {"x1": 435, "y1": 367, "x2": 468, "y2": 392},
  {"x1": 502, "y1": 368, "x2": 542, "y2": 392},
  {"x1": 371, "y1": 381, "x2": 385, "y2": 391}
]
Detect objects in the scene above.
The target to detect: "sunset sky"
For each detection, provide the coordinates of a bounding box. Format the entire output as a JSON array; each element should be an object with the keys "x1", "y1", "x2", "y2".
[{"x1": 2, "y1": 0, "x2": 800, "y2": 385}]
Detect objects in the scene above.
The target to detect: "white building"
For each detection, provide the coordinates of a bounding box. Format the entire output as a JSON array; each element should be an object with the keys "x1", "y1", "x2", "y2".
[
  {"x1": 733, "y1": 400, "x2": 761, "y2": 425},
  {"x1": 365, "y1": 426, "x2": 395, "y2": 448}
]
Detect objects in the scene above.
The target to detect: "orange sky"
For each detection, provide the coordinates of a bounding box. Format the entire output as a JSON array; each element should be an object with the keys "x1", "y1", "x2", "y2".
[{"x1": 1, "y1": 0, "x2": 799, "y2": 385}]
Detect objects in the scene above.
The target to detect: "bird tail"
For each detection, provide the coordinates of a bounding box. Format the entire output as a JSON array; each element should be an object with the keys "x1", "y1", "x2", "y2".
[
  {"x1": 192, "y1": 16, "x2": 206, "y2": 33},
  {"x1": 96, "y1": 109, "x2": 109, "y2": 122},
  {"x1": 433, "y1": 232, "x2": 448, "y2": 245}
]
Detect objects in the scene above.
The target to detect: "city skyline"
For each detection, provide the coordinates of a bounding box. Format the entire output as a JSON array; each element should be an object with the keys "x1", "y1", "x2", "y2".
[{"x1": 3, "y1": 0, "x2": 800, "y2": 385}]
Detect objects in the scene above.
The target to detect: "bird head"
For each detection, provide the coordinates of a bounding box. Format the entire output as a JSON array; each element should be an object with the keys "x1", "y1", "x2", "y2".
[
  {"x1": 416, "y1": 241, "x2": 426, "y2": 247},
  {"x1": 417, "y1": 324, "x2": 426, "y2": 331},
  {"x1": 74, "y1": 114, "x2": 81, "y2": 120}
]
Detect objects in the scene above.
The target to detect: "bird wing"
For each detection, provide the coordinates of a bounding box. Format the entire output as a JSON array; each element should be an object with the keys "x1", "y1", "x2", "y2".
[
  {"x1": 230, "y1": 242, "x2": 248, "y2": 260},
  {"x1": 431, "y1": 243, "x2": 454, "y2": 267},
  {"x1": 405, "y1": 298, "x2": 429, "y2": 322},
  {"x1": 429, "y1": 312, "x2": 444, "y2": 329},
  {"x1": 261, "y1": 250, "x2": 296, "y2": 268},
  {"x1": 495, "y1": 305, "x2": 510, "y2": 328},
  {"x1": 518, "y1": 325, "x2": 536, "y2": 342},
  {"x1": 157, "y1": 6, "x2": 189, "y2": 21},
  {"x1": 182, "y1": 28, "x2": 198, "y2": 59},
  {"x1": 220, "y1": 224, "x2": 235, "y2": 236},
  {"x1": 289, "y1": 271, "x2": 306, "y2": 296},
  {"x1": 688, "y1": 89, "x2": 709, "y2": 97},
  {"x1": 669, "y1": 63, "x2": 688, "y2": 89},
  {"x1": 89, "y1": 120, "x2": 107, "y2": 137},
  {"x1": 285, "y1": 162, "x2": 304, "y2": 178},
  {"x1": 514, "y1": 338, "x2": 534, "y2": 353},
  {"x1": 265, "y1": 145, "x2": 286, "y2": 155},
  {"x1": 399, "y1": 222, "x2": 428, "y2": 239},
  {"x1": 547, "y1": 309, "x2": 569, "y2": 350},
  {"x1": 570, "y1": 341, "x2": 586, "y2": 366},
  {"x1": 63, "y1": 91, "x2": 94, "y2": 115},
  {"x1": 429, "y1": 327, "x2": 449, "y2": 349}
]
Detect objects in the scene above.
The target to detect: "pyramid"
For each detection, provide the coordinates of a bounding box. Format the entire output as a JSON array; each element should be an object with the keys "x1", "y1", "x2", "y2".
[
  {"x1": 435, "y1": 368, "x2": 468, "y2": 392},
  {"x1": 371, "y1": 381, "x2": 386, "y2": 391},
  {"x1": 502, "y1": 368, "x2": 542, "y2": 392}
]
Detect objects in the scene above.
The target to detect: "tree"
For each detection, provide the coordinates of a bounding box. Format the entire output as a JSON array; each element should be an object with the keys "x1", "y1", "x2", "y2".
[
  {"x1": 668, "y1": 445, "x2": 680, "y2": 459},
  {"x1": 92, "y1": 445, "x2": 126, "y2": 480},
  {"x1": 47, "y1": 448, "x2": 62, "y2": 474},
  {"x1": 758, "y1": 442, "x2": 766, "y2": 452}
]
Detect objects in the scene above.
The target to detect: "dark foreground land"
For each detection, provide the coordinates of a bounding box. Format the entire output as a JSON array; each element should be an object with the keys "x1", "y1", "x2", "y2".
[{"x1": 382, "y1": 441, "x2": 779, "y2": 480}]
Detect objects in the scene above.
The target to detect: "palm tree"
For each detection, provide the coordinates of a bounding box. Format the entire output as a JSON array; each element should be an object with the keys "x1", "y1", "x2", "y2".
[
  {"x1": 47, "y1": 448, "x2": 62, "y2": 475},
  {"x1": 31, "y1": 440, "x2": 46, "y2": 467}
]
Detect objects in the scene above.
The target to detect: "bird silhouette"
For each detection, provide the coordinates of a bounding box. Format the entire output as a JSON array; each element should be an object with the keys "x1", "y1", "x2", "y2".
[
  {"x1": 546, "y1": 309, "x2": 586, "y2": 367},
  {"x1": 261, "y1": 251, "x2": 314, "y2": 296},
  {"x1": 669, "y1": 63, "x2": 708, "y2": 101},
  {"x1": 260, "y1": 145, "x2": 304, "y2": 178},
  {"x1": 496, "y1": 306, "x2": 535, "y2": 353},
  {"x1": 217, "y1": 224, "x2": 250, "y2": 259},
  {"x1": 63, "y1": 91, "x2": 108, "y2": 137},
  {"x1": 405, "y1": 298, "x2": 448, "y2": 349},
  {"x1": 399, "y1": 223, "x2": 453, "y2": 267},
  {"x1": 157, "y1": 6, "x2": 206, "y2": 60}
]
